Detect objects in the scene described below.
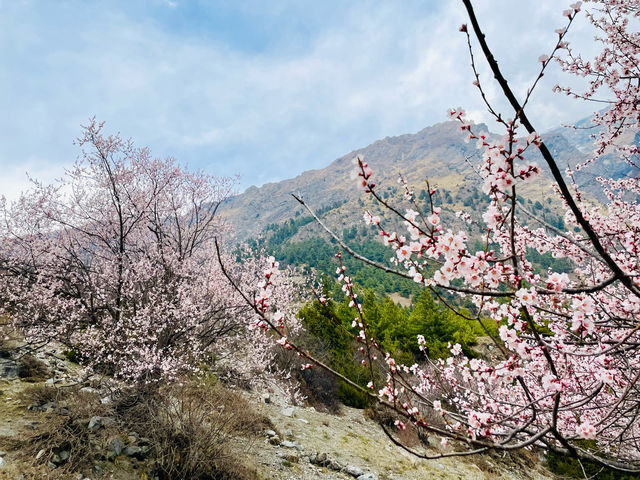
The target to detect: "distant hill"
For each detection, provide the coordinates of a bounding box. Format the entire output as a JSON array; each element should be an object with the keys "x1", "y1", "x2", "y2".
[{"x1": 220, "y1": 119, "x2": 603, "y2": 243}]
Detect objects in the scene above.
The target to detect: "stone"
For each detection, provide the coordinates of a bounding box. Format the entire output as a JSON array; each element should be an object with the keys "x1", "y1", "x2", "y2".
[
  {"x1": 309, "y1": 452, "x2": 328, "y2": 466},
  {"x1": 35, "y1": 449, "x2": 46, "y2": 460},
  {"x1": 0, "y1": 358, "x2": 18, "y2": 378},
  {"x1": 283, "y1": 453, "x2": 299, "y2": 463},
  {"x1": 261, "y1": 393, "x2": 271, "y2": 404},
  {"x1": 344, "y1": 465, "x2": 364, "y2": 477},
  {"x1": 89, "y1": 416, "x2": 115, "y2": 429},
  {"x1": 100, "y1": 396, "x2": 112, "y2": 405},
  {"x1": 281, "y1": 407, "x2": 294, "y2": 417},
  {"x1": 265, "y1": 429, "x2": 276, "y2": 437},
  {"x1": 0, "y1": 456, "x2": 5, "y2": 467},
  {"x1": 88, "y1": 416, "x2": 102, "y2": 429},
  {"x1": 280, "y1": 440, "x2": 301, "y2": 450},
  {"x1": 268, "y1": 435, "x2": 281, "y2": 445},
  {"x1": 357, "y1": 474, "x2": 377, "y2": 480},
  {"x1": 80, "y1": 387, "x2": 99, "y2": 394},
  {"x1": 51, "y1": 448, "x2": 70, "y2": 465},
  {"x1": 107, "y1": 436, "x2": 124, "y2": 460},
  {"x1": 123, "y1": 445, "x2": 148, "y2": 460},
  {"x1": 40, "y1": 402, "x2": 57, "y2": 412}
]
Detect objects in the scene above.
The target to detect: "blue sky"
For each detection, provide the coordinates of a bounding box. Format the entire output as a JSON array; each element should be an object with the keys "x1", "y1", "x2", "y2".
[{"x1": 0, "y1": 0, "x2": 597, "y2": 199}]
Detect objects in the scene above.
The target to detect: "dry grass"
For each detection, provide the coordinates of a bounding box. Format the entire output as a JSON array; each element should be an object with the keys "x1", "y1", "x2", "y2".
[
  {"x1": 17, "y1": 354, "x2": 51, "y2": 381},
  {"x1": 5, "y1": 374, "x2": 269, "y2": 479},
  {"x1": 117, "y1": 379, "x2": 270, "y2": 479},
  {"x1": 11, "y1": 385, "x2": 110, "y2": 475}
]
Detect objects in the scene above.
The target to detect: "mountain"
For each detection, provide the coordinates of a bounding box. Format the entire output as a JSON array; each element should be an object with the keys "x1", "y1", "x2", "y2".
[{"x1": 220, "y1": 120, "x2": 594, "y2": 243}]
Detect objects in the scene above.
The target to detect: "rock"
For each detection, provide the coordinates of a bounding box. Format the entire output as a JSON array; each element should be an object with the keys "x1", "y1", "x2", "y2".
[
  {"x1": 280, "y1": 440, "x2": 301, "y2": 450},
  {"x1": 283, "y1": 453, "x2": 299, "y2": 463},
  {"x1": 268, "y1": 435, "x2": 281, "y2": 445},
  {"x1": 261, "y1": 393, "x2": 271, "y2": 404},
  {"x1": 298, "y1": 418, "x2": 309, "y2": 424},
  {"x1": 0, "y1": 358, "x2": 18, "y2": 378},
  {"x1": 124, "y1": 445, "x2": 141, "y2": 456},
  {"x1": 88, "y1": 416, "x2": 102, "y2": 429},
  {"x1": 328, "y1": 459, "x2": 343, "y2": 471},
  {"x1": 80, "y1": 387, "x2": 99, "y2": 394},
  {"x1": 108, "y1": 436, "x2": 124, "y2": 459},
  {"x1": 45, "y1": 378, "x2": 55, "y2": 385},
  {"x1": 59, "y1": 450, "x2": 70, "y2": 462},
  {"x1": 35, "y1": 449, "x2": 46, "y2": 460},
  {"x1": 0, "y1": 456, "x2": 5, "y2": 467},
  {"x1": 100, "y1": 396, "x2": 112, "y2": 405},
  {"x1": 40, "y1": 402, "x2": 57, "y2": 412},
  {"x1": 281, "y1": 407, "x2": 295, "y2": 417},
  {"x1": 88, "y1": 416, "x2": 116, "y2": 429},
  {"x1": 123, "y1": 445, "x2": 148, "y2": 460},
  {"x1": 51, "y1": 448, "x2": 69, "y2": 465},
  {"x1": 309, "y1": 452, "x2": 328, "y2": 467},
  {"x1": 344, "y1": 465, "x2": 365, "y2": 477},
  {"x1": 93, "y1": 464, "x2": 104, "y2": 476},
  {"x1": 357, "y1": 474, "x2": 377, "y2": 480},
  {"x1": 265, "y1": 429, "x2": 277, "y2": 437}
]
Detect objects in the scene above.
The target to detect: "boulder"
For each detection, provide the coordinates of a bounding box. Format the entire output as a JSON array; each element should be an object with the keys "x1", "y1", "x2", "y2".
[
  {"x1": 0, "y1": 358, "x2": 18, "y2": 378},
  {"x1": 280, "y1": 440, "x2": 302, "y2": 450},
  {"x1": 343, "y1": 465, "x2": 364, "y2": 477}
]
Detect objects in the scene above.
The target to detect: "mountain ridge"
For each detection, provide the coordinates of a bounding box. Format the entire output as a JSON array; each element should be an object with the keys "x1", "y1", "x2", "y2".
[{"x1": 219, "y1": 118, "x2": 597, "y2": 242}]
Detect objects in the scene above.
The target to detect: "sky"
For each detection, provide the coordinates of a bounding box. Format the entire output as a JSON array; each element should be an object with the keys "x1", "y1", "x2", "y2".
[{"x1": 0, "y1": 0, "x2": 598, "y2": 200}]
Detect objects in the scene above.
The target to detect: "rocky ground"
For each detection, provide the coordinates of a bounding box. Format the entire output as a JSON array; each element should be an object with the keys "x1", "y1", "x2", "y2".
[{"x1": 0, "y1": 347, "x2": 559, "y2": 480}]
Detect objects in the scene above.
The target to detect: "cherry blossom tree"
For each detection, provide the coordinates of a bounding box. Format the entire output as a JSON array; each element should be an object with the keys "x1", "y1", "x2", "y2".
[
  {"x1": 224, "y1": 0, "x2": 640, "y2": 472},
  {"x1": 0, "y1": 119, "x2": 254, "y2": 383}
]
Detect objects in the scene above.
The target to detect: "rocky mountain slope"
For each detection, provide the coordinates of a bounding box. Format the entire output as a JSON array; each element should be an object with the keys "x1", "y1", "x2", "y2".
[
  {"x1": 219, "y1": 120, "x2": 599, "y2": 243},
  {"x1": 0, "y1": 346, "x2": 558, "y2": 480}
]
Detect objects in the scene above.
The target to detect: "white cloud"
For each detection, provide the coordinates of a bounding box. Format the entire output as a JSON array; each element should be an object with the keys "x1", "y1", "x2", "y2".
[{"x1": 0, "y1": 0, "x2": 604, "y2": 200}]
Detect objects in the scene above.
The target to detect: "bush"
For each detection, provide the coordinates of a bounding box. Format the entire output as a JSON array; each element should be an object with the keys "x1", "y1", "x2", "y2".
[
  {"x1": 17, "y1": 355, "x2": 50, "y2": 381},
  {"x1": 119, "y1": 379, "x2": 267, "y2": 479}
]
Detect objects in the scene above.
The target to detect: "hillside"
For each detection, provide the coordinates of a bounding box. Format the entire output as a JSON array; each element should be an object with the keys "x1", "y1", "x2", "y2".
[
  {"x1": 220, "y1": 120, "x2": 594, "y2": 244},
  {"x1": 0, "y1": 345, "x2": 558, "y2": 480}
]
